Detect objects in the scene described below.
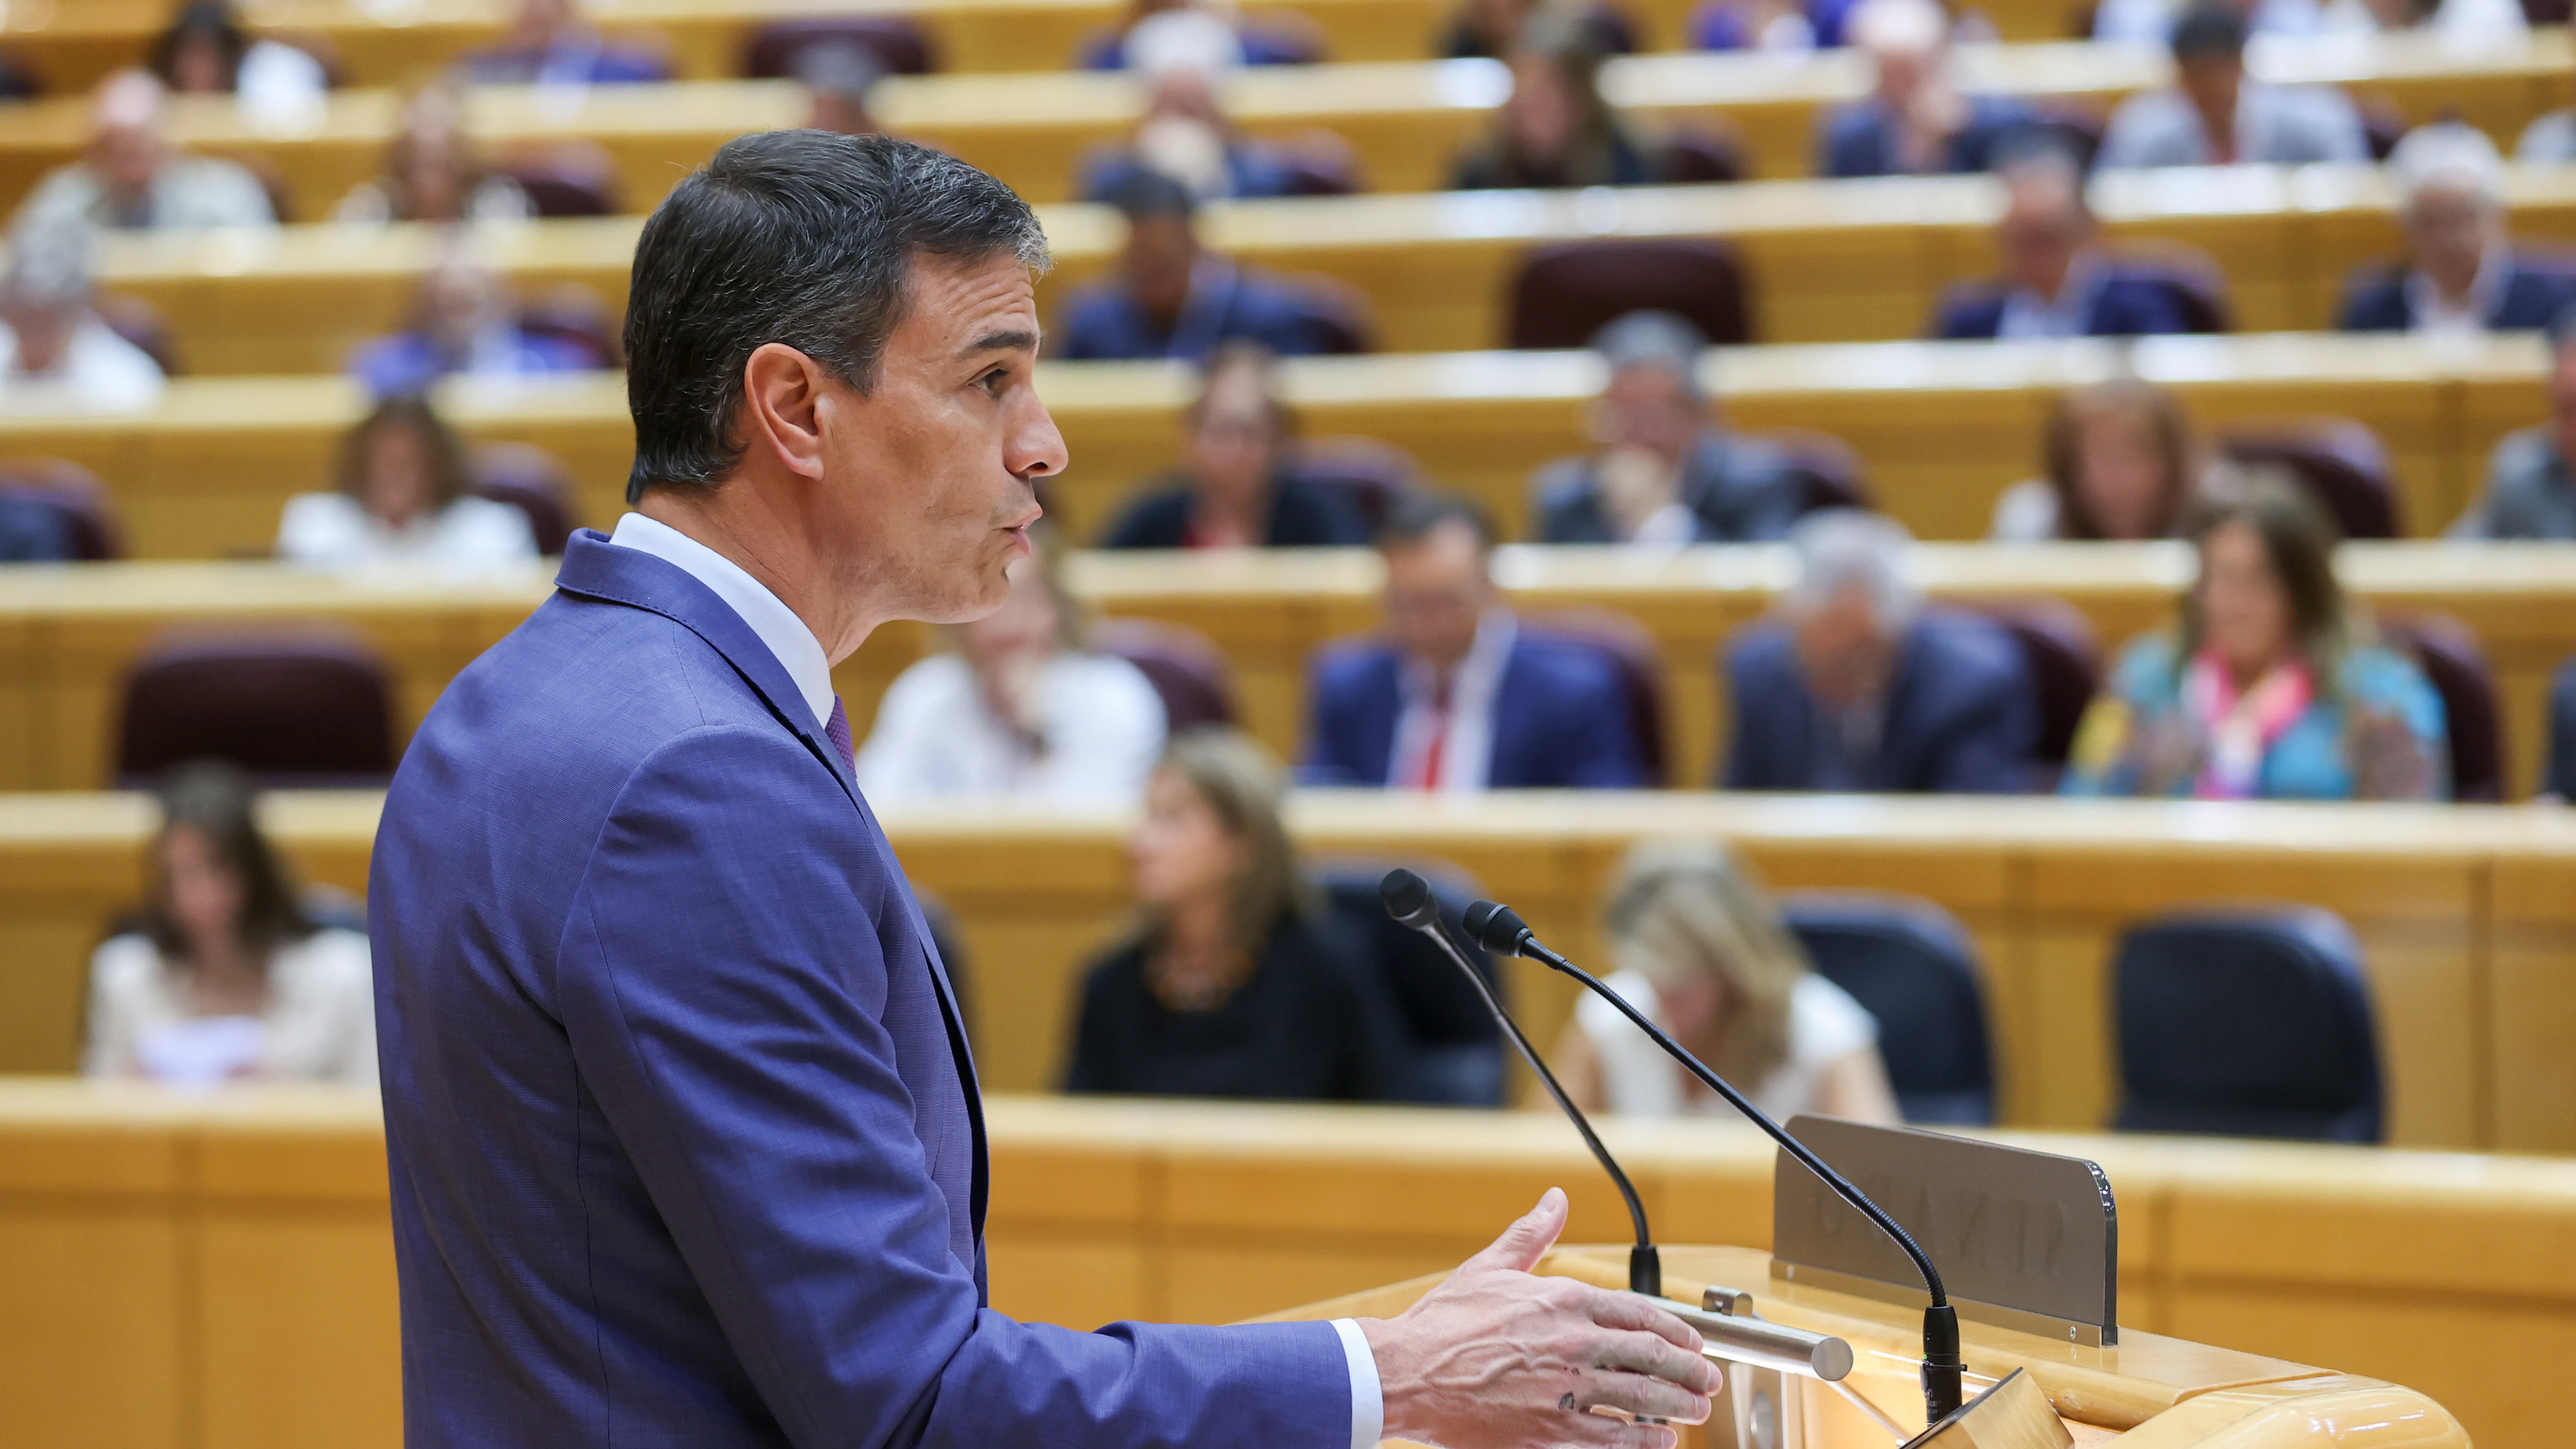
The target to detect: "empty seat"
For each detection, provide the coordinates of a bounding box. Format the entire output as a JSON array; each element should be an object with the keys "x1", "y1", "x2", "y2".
[
  {"x1": 117, "y1": 631, "x2": 396, "y2": 787},
  {"x1": 1312, "y1": 859, "x2": 1507, "y2": 1106},
  {"x1": 0, "y1": 459, "x2": 120, "y2": 559},
  {"x1": 499, "y1": 143, "x2": 623, "y2": 218},
  {"x1": 1289, "y1": 271, "x2": 1379, "y2": 354},
  {"x1": 1659, "y1": 124, "x2": 1747, "y2": 184},
  {"x1": 1781, "y1": 892, "x2": 1995, "y2": 1125},
  {"x1": 1289, "y1": 435, "x2": 1419, "y2": 531},
  {"x1": 1524, "y1": 608, "x2": 1668, "y2": 786},
  {"x1": 1506, "y1": 239, "x2": 1751, "y2": 350},
  {"x1": 1952, "y1": 596, "x2": 2101, "y2": 775},
  {"x1": 2113, "y1": 908, "x2": 2382, "y2": 1143},
  {"x1": 1272, "y1": 130, "x2": 1366, "y2": 196},
  {"x1": 2378, "y1": 610, "x2": 2503, "y2": 801},
  {"x1": 1088, "y1": 616, "x2": 1238, "y2": 734},
  {"x1": 472, "y1": 442, "x2": 577, "y2": 555},
  {"x1": 2221, "y1": 419, "x2": 2399, "y2": 540},
  {"x1": 741, "y1": 16, "x2": 938, "y2": 76}
]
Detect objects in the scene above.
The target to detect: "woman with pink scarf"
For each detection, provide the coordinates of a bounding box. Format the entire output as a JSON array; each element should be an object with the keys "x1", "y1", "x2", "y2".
[{"x1": 2063, "y1": 469, "x2": 2448, "y2": 800}]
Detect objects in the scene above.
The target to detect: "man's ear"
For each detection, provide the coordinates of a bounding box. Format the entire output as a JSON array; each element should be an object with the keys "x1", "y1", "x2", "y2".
[{"x1": 738, "y1": 342, "x2": 831, "y2": 482}]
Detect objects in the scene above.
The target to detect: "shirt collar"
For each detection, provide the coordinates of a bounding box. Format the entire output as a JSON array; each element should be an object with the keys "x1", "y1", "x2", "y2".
[
  {"x1": 606, "y1": 511, "x2": 837, "y2": 733},
  {"x1": 1403, "y1": 607, "x2": 1519, "y2": 705},
  {"x1": 2405, "y1": 244, "x2": 2508, "y2": 332}
]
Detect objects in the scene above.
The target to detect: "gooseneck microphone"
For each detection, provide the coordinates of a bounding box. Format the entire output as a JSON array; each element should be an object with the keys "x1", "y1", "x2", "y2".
[
  {"x1": 1378, "y1": 870, "x2": 1662, "y2": 1299},
  {"x1": 1460, "y1": 899, "x2": 1966, "y2": 1426}
]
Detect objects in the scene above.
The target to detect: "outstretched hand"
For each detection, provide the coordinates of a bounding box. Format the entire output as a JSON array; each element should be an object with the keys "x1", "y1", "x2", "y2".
[{"x1": 1359, "y1": 1188, "x2": 1716, "y2": 1449}]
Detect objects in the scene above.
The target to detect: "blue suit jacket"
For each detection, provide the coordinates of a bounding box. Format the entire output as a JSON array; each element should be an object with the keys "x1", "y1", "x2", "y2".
[
  {"x1": 1929, "y1": 272, "x2": 2200, "y2": 340},
  {"x1": 372, "y1": 531, "x2": 1348, "y2": 1447},
  {"x1": 2334, "y1": 258, "x2": 2576, "y2": 333},
  {"x1": 1722, "y1": 611, "x2": 2037, "y2": 793},
  {"x1": 1303, "y1": 625, "x2": 1651, "y2": 788},
  {"x1": 1816, "y1": 94, "x2": 2036, "y2": 178}
]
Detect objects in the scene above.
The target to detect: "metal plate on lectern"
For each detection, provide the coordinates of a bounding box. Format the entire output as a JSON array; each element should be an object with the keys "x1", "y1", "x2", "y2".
[{"x1": 1769, "y1": 1116, "x2": 2118, "y2": 1347}]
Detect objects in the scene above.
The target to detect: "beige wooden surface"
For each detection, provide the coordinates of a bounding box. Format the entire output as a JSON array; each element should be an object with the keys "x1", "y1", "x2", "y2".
[
  {"x1": 0, "y1": 332, "x2": 2547, "y2": 557},
  {"x1": 0, "y1": 34, "x2": 2562, "y2": 216},
  {"x1": 10, "y1": 789, "x2": 2576, "y2": 1154},
  {"x1": 81, "y1": 164, "x2": 2576, "y2": 371},
  {"x1": 0, "y1": 1083, "x2": 2538, "y2": 1448},
  {"x1": 3, "y1": 541, "x2": 2568, "y2": 795}
]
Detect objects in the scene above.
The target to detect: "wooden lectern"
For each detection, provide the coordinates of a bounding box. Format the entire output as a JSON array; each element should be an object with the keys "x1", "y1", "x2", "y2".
[{"x1": 1260, "y1": 1244, "x2": 2468, "y2": 1448}]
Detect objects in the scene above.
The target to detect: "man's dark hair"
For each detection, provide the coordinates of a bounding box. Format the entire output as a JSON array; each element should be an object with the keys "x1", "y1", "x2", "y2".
[
  {"x1": 1107, "y1": 166, "x2": 1199, "y2": 224},
  {"x1": 623, "y1": 130, "x2": 1048, "y2": 500},
  {"x1": 1379, "y1": 491, "x2": 1499, "y2": 553},
  {"x1": 2169, "y1": 4, "x2": 2247, "y2": 61}
]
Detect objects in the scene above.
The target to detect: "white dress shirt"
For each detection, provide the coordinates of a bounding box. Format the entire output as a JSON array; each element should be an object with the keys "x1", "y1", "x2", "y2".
[
  {"x1": 856, "y1": 650, "x2": 1166, "y2": 807},
  {"x1": 605, "y1": 510, "x2": 1384, "y2": 1446},
  {"x1": 0, "y1": 316, "x2": 166, "y2": 413},
  {"x1": 83, "y1": 927, "x2": 378, "y2": 1086},
  {"x1": 1388, "y1": 609, "x2": 1519, "y2": 792},
  {"x1": 276, "y1": 492, "x2": 538, "y2": 569},
  {"x1": 1579, "y1": 969, "x2": 1880, "y2": 1120}
]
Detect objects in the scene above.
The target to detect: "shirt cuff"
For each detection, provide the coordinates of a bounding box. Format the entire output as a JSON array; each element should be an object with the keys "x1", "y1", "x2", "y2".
[{"x1": 1330, "y1": 1317, "x2": 1385, "y2": 1449}]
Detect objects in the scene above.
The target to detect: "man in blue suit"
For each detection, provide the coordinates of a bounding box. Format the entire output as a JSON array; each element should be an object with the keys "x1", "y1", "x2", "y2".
[
  {"x1": 370, "y1": 132, "x2": 1711, "y2": 1449},
  {"x1": 1053, "y1": 170, "x2": 1357, "y2": 362},
  {"x1": 2336, "y1": 124, "x2": 2576, "y2": 337},
  {"x1": 1307, "y1": 494, "x2": 1654, "y2": 790},
  {"x1": 1928, "y1": 146, "x2": 2205, "y2": 341},
  {"x1": 1723, "y1": 511, "x2": 2037, "y2": 794}
]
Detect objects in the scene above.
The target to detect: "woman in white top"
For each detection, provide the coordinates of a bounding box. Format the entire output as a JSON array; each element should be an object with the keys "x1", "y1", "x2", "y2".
[
  {"x1": 84, "y1": 761, "x2": 377, "y2": 1086},
  {"x1": 857, "y1": 528, "x2": 1168, "y2": 807},
  {"x1": 276, "y1": 394, "x2": 537, "y2": 567},
  {"x1": 1548, "y1": 838, "x2": 1901, "y2": 1124}
]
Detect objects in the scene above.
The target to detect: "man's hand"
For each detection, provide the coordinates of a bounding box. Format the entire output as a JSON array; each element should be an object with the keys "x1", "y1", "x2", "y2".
[{"x1": 1359, "y1": 1188, "x2": 1716, "y2": 1449}]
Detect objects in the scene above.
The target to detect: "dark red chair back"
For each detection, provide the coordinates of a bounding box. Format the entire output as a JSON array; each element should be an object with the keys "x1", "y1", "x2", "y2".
[
  {"x1": 472, "y1": 442, "x2": 577, "y2": 555},
  {"x1": 1271, "y1": 130, "x2": 1365, "y2": 196},
  {"x1": 499, "y1": 143, "x2": 622, "y2": 218},
  {"x1": 741, "y1": 17, "x2": 937, "y2": 76},
  {"x1": 1952, "y1": 596, "x2": 2102, "y2": 774},
  {"x1": 1506, "y1": 239, "x2": 1751, "y2": 349},
  {"x1": 2379, "y1": 610, "x2": 2504, "y2": 801},
  {"x1": 117, "y1": 631, "x2": 396, "y2": 787},
  {"x1": 1660, "y1": 125, "x2": 1747, "y2": 184},
  {"x1": 1753, "y1": 427, "x2": 1872, "y2": 517},
  {"x1": 0, "y1": 459, "x2": 119, "y2": 559},
  {"x1": 1287, "y1": 435, "x2": 1419, "y2": 532},
  {"x1": 517, "y1": 285, "x2": 621, "y2": 370},
  {"x1": 2220, "y1": 419, "x2": 2401, "y2": 541},
  {"x1": 1089, "y1": 617, "x2": 1239, "y2": 734},
  {"x1": 1290, "y1": 271, "x2": 1379, "y2": 354},
  {"x1": 95, "y1": 292, "x2": 182, "y2": 375},
  {"x1": 1524, "y1": 607, "x2": 1668, "y2": 786}
]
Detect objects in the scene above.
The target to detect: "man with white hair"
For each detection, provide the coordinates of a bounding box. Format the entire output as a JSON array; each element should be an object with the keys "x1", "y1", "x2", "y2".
[
  {"x1": 0, "y1": 223, "x2": 167, "y2": 413},
  {"x1": 2337, "y1": 123, "x2": 2576, "y2": 335},
  {"x1": 1817, "y1": 0, "x2": 2035, "y2": 178},
  {"x1": 1721, "y1": 511, "x2": 2037, "y2": 793},
  {"x1": 13, "y1": 69, "x2": 274, "y2": 234}
]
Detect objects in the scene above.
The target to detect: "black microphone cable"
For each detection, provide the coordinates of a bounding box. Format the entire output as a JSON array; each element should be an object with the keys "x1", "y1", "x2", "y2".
[
  {"x1": 1378, "y1": 869, "x2": 1661, "y2": 1299},
  {"x1": 1461, "y1": 898, "x2": 1966, "y2": 1425}
]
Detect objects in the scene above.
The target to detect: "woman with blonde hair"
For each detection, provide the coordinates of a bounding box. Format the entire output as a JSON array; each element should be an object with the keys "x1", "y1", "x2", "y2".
[
  {"x1": 1064, "y1": 728, "x2": 1406, "y2": 1100},
  {"x1": 1550, "y1": 838, "x2": 1900, "y2": 1122}
]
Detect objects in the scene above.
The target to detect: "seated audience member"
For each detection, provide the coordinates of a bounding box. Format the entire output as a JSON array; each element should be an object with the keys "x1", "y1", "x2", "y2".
[
  {"x1": 2064, "y1": 470, "x2": 2447, "y2": 800},
  {"x1": 1306, "y1": 494, "x2": 1652, "y2": 789},
  {"x1": 1080, "y1": 0, "x2": 1316, "y2": 69},
  {"x1": 857, "y1": 531, "x2": 1168, "y2": 806},
  {"x1": 150, "y1": 1, "x2": 330, "y2": 106},
  {"x1": 1724, "y1": 510, "x2": 2037, "y2": 793},
  {"x1": 2452, "y1": 312, "x2": 2576, "y2": 538},
  {"x1": 1550, "y1": 839, "x2": 1901, "y2": 1122},
  {"x1": 83, "y1": 762, "x2": 376, "y2": 1086},
  {"x1": 2338, "y1": 125, "x2": 2575, "y2": 336},
  {"x1": 797, "y1": 42, "x2": 885, "y2": 137},
  {"x1": 1097, "y1": 344, "x2": 1370, "y2": 548},
  {"x1": 1064, "y1": 728, "x2": 1407, "y2": 1100},
  {"x1": 348, "y1": 251, "x2": 595, "y2": 398},
  {"x1": 1450, "y1": 10, "x2": 1658, "y2": 190},
  {"x1": 1816, "y1": 0, "x2": 2033, "y2": 178},
  {"x1": 454, "y1": 0, "x2": 667, "y2": 85},
  {"x1": 1930, "y1": 145, "x2": 2199, "y2": 339},
  {"x1": 13, "y1": 70, "x2": 277, "y2": 234},
  {"x1": 1053, "y1": 171, "x2": 1354, "y2": 361},
  {"x1": 0, "y1": 223, "x2": 168, "y2": 415},
  {"x1": 2096, "y1": 5, "x2": 2368, "y2": 169},
  {"x1": 1076, "y1": 22, "x2": 1303, "y2": 203},
  {"x1": 1990, "y1": 377, "x2": 2202, "y2": 541},
  {"x1": 333, "y1": 87, "x2": 534, "y2": 225},
  {"x1": 276, "y1": 394, "x2": 538, "y2": 566},
  {"x1": 1529, "y1": 311, "x2": 1802, "y2": 544}
]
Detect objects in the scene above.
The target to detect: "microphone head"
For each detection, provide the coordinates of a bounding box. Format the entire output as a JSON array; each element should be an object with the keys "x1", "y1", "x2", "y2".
[
  {"x1": 1463, "y1": 900, "x2": 1533, "y2": 954},
  {"x1": 1378, "y1": 869, "x2": 1439, "y2": 928}
]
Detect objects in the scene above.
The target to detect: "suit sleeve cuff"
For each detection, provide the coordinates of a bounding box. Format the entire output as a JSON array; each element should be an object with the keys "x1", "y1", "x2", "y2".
[{"x1": 1330, "y1": 1317, "x2": 1384, "y2": 1449}]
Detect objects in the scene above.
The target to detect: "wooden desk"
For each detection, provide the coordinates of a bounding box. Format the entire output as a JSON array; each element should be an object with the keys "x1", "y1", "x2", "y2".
[
  {"x1": 0, "y1": 334, "x2": 2544, "y2": 556},
  {"x1": 7, "y1": 541, "x2": 2573, "y2": 796},
  {"x1": 87, "y1": 165, "x2": 2576, "y2": 370},
  {"x1": 0, "y1": 33, "x2": 2561, "y2": 215},
  {"x1": 11, "y1": 789, "x2": 2576, "y2": 1155},
  {"x1": 0, "y1": 1084, "x2": 2563, "y2": 1446}
]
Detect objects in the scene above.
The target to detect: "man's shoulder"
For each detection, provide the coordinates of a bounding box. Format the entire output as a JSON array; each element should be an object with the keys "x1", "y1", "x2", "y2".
[
  {"x1": 1310, "y1": 636, "x2": 1402, "y2": 695},
  {"x1": 1912, "y1": 611, "x2": 2029, "y2": 698}
]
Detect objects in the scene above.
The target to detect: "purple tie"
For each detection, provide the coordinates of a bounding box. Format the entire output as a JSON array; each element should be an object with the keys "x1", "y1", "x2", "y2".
[{"x1": 823, "y1": 696, "x2": 855, "y2": 773}]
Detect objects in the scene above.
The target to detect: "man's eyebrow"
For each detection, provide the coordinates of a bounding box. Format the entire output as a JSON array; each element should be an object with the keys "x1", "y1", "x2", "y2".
[{"x1": 960, "y1": 328, "x2": 1040, "y2": 358}]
